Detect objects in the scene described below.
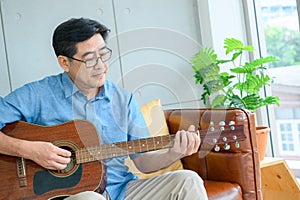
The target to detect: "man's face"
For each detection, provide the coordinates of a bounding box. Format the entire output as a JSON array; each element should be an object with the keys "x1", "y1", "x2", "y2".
[{"x1": 67, "y1": 34, "x2": 109, "y2": 94}]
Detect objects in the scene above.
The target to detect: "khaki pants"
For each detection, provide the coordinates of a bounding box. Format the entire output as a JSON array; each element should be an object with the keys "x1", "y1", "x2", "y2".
[
  {"x1": 64, "y1": 191, "x2": 106, "y2": 200},
  {"x1": 125, "y1": 170, "x2": 208, "y2": 200},
  {"x1": 66, "y1": 170, "x2": 208, "y2": 200}
]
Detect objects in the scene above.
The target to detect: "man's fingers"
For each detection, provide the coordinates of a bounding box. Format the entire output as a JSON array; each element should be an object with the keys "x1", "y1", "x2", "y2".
[
  {"x1": 187, "y1": 125, "x2": 195, "y2": 132},
  {"x1": 56, "y1": 146, "x2": 72, "y2": 157}
]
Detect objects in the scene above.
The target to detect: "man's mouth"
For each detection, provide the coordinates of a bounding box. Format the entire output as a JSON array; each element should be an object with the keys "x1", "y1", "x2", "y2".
[{"x1": 92, "y1": 70, "x2": 106, "y2": 79}]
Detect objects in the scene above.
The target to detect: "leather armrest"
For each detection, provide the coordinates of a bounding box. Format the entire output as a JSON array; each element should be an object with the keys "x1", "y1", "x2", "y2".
[{"x1": 164, "y1": 108, "x2": 262, "y2": 200}]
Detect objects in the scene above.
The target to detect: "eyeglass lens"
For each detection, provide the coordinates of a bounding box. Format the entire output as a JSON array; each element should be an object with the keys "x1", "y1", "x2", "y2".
[{"x1": 85, "y1": 49, "x2": 112, "y2": 68}]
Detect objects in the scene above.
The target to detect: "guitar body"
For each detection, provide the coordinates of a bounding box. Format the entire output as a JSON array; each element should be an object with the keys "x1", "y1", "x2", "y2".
[{"x1": 0, "y1": 120, "x2": 105, "y2": 200}]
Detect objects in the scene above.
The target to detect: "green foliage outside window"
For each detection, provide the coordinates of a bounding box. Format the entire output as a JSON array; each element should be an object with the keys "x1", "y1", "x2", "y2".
[{"x1": 265, "y1": 26, "x2": 300, "y2": 68}]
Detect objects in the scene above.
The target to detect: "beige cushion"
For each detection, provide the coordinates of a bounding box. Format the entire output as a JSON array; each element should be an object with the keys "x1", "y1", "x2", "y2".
[{"x1": 125, "y1": 99, "x2": 183, "y2": 179}]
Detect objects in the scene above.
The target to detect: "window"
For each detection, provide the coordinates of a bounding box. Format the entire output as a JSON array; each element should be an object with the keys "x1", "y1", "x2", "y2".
[
  {"x1": 278, "y1": 122, "x2": 295, "y2": 154},
  {"x1": 257, "y1": 0, "x2": 300, "y2": 177}
]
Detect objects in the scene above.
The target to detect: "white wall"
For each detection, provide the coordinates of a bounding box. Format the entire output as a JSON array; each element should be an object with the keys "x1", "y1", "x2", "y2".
[
  {"x1": 0, "y1": 0, "x2": 250, "y2": 109},
  {"x1": 0, "y1": 8, "x2": 10, "y2": 96},
  {"x1": 198, "y1": 0, "x2": 248, "y2": 57}
]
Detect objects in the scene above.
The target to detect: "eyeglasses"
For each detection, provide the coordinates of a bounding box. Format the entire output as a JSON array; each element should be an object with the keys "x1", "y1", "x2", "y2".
[{"x1": 66, "y1": 47, "x2": 112, "y2": 68}]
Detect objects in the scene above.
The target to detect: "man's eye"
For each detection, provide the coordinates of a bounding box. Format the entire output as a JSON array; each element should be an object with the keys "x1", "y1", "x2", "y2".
[{"x1": 86, "y1": 57, "x2": 97, "y2": 62}]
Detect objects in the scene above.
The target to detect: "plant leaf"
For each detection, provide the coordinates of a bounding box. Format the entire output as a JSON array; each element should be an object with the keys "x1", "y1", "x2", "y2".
[
  {"x1": 229, "y1": 94, "x2": 245, "y2": 109},
  {"x1": 263, "y1": 96, "x2": 280, "y2": 107},
  {"x1": 242, "y1": 45, "x2": 254, "y2": 52},
  {"x1": 230, "y1": 62, "x2": 257, "y2": 74},
  {"x1": 251, "y1": 56, "x2": 279, "y2": 67},
  {"x1": 242, "y1": 94, "x2": 262, "y2": 111},
  {"x1": 211, "y1": 94, "x2": 227, "y2": 108},
  {"x1": 191, "y1": 47, "x2": 217, "y2": 71},
  {"x1": 235, "y1": 73, "x2": 271, "y2": 95},
  {"x1": 231, "y1": 51, "x2": 242, "y2": 61},
  {"x1": 224, "y1": 38, "x2": 244, "y2": 54}
]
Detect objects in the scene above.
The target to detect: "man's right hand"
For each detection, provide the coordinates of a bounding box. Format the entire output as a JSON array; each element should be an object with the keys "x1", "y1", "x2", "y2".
[{"x1": 26, "y1": 141, "x2": 72, "y2": 170}]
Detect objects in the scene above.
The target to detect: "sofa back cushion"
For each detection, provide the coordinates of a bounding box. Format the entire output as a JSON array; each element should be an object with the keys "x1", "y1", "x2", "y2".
[{"x1": 125, "y1": 99, "x2": 183, "y2": 179}]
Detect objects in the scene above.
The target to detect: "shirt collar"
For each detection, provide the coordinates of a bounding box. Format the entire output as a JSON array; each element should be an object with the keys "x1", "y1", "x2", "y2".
[
  {"x1": 62, "y1": 72, "x2": 110, "y2": 101},
  {"x1": 95, "y1": 80, "x2": 110, "y2": 101},
  {"x1": 62, "y1": 72, "x2": 79, "y2": 98}
]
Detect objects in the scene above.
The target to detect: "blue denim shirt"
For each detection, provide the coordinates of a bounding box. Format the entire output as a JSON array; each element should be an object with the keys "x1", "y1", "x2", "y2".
[{"x1": 0, "y1": 72, "x2": 150, "y2": 200}]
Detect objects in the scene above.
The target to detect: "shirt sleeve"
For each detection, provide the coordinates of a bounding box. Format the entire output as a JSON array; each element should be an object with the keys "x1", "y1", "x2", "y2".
[{"x1": 0, "y1": 84, "x2": 38, "y2": 129}]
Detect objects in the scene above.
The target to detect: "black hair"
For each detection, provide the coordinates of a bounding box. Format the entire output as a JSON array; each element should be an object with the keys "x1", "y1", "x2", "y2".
[{"x1": 52, "y1": 18, "x2": 110, "y2": 57}]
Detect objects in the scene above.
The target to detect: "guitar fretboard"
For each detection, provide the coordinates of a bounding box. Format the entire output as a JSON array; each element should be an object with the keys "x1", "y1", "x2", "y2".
[
  {"x1": 75, "y1": 124, "x2": 246, "y2": 164},
  {"x1": 76, "y1": 134, "x2": 175, "y2": 164}
]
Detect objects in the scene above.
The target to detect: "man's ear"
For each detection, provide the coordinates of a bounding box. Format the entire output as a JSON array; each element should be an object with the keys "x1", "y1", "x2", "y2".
[{"x1": 58, "y1": 55, "x2": 71, "y2": 72}]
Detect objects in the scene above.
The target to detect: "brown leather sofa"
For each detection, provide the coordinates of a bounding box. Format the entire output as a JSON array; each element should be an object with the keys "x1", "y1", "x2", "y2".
[{"x1": 164, "y1": 108, "x2": 262, "y2": 200}]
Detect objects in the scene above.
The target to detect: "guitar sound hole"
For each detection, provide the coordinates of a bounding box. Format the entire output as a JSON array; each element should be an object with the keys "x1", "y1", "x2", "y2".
[{"x1": 50, "y1": 142, "x2": 79, "y2": 177}]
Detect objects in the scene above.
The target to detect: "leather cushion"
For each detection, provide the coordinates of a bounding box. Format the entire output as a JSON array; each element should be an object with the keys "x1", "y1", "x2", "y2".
[{"x1": 204, "y1": 180, "x2": 242, "y2": 200}]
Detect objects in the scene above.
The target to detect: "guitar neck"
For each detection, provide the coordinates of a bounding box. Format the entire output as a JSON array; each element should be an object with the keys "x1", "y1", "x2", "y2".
[
  {"x1": 76, "y1": 134, "x2": 175, "y2": 164},
  {"x1": 75, "y1": 123, "x2": 245, "y2": 164}
]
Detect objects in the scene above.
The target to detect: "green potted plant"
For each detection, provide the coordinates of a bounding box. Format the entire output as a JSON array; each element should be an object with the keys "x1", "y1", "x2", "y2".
[{"x1": 191, "y1": 37, "x2": 280, "y2": 160}]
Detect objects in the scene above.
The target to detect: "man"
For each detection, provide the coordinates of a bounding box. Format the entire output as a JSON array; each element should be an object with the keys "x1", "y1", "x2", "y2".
[{"x1": 0, "y1": 18, "x2": 208, "y2": 200}]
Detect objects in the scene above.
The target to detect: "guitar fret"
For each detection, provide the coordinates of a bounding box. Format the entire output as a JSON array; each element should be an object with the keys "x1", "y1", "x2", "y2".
[
  {"x1": 153, "y1": 136, "x2": 163, "y2": 149},
  {"x1": 127, "y1": 141, "x2": 131, "y2": 155},
  {"x1": 127, "y1": 140, "x2": 133, "y2": 154},
  {"x1": 96, "y1": 146, "x2": 101, "y2": 160},
  {"x1": 86, "y1": 147, "x2": 94, "y2": 162},
  {"x1": 146, "y1": 138, "x2": 149, "y2": 151},
  {"x1": 152, "y1": 137, "x2": 156, "y2": 150},
  {"x1": 147, "y1": 137, "x2": 155, "y2": 151},
  {"x1": 115, "y1": 142, "x2": 127, "y2": 157},
  {"x1": 105, "y1": 144, "x2": 109, "y2": 159},
  {"x1": 102, "y1": 145, "x2": 107, "y2": 159},
  {"x1": 111, "y1": 144, "x2": 116, "y2": 157},
  {"x1": 100, "y1": 145, "x2": 106, "y2": 160},
  {"x1": 160, "y1": 136, "x2": 163, "y2": 148},
  {"x1": 114, "y1": 142, "x2": 118, "y2": 157},
  {"x1": 140, "y1": 138, "x2": 146, "y2": 152},
  {"x1": 138, "y1": 139, "x2": 141, "y2": 153}
]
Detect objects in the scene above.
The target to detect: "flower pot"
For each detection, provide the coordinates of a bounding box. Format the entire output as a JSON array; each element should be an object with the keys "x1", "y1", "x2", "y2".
[{"x1": 256, "y1": 126, "x2": 270, "y2": 161}]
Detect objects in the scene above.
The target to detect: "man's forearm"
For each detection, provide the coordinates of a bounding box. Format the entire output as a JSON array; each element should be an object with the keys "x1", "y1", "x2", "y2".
[
  {"x1": 0, "y1": 131, "x2": 29, "y2": 158},
  {"x1": 132, "y1": 150, "x2": 182, "y2": 173}
]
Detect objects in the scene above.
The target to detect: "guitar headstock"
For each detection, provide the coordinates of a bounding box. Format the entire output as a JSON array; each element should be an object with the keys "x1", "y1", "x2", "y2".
[{"x1": 198, "y1": 121, "x2": 246, "y2": 151}]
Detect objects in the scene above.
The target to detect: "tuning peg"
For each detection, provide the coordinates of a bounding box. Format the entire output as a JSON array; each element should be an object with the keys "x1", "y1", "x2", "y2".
[
  {"x1": 219, "y1": 121, "x2": 225, "y2": 126},
  {"x1": 219, "y1": 121, "x2": 225, "y2": 131},
  {"x1": 214, "y1": 145, "x2": 220, "y2": 152},
  {"x1": 209, "y1": 127, "x2": 215, "y2": 132},
  {"x1": 229, "y1": 121, "x2": 235, "y2": 125},
  {"x1": 212, "y1": 138, "x2": 217, "y2": 144},
  {"x1": 229, "y1": 121, "x2": 235, "y2": 130},
  {"x1": 224, "y1": 143, "x2": 230, "y2": 150},
  {"x1": 235, "y1": 141, "x2": 240, "y2": 148}
]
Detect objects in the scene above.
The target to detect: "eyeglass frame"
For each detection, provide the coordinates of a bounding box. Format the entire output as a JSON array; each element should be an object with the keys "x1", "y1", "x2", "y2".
[{"x1": 65, "y1": 47, "x2": 112, "y2": 68}]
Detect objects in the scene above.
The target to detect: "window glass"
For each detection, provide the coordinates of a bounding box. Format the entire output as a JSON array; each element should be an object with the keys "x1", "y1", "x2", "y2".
[
  {"x1": 259, "y1": 0, "x2": 300, "y2": 179},
  {"x1": 276, "y1": 108, "x2": 294, "y2": 119},
  {"x1": 295, "y1": 108, "x2": 300, "y2": 119}
]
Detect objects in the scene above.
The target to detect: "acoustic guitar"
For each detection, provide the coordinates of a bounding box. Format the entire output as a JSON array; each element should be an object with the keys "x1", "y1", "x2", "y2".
[{"x1": 0, "y1": 120, "x2": 246, "y2": 200}]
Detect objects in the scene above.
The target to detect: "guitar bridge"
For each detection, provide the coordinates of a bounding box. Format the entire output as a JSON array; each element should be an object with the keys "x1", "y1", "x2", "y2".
[{"x1": 17, "y1": 157, "x2": 28, "y2": 187}]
